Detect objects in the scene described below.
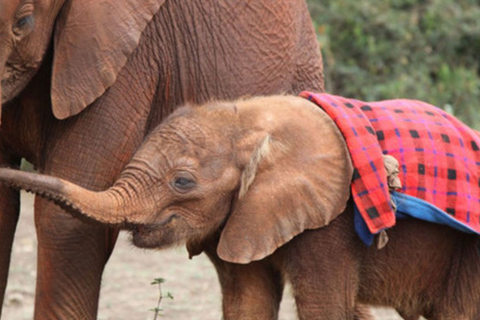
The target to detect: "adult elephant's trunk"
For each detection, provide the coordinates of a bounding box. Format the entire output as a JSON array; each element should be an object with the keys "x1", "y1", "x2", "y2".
[
  {"x1": 0, "y1": 71, "x2": 3, "y2": 104},
  {"x1": 0, "y1": 168, "x2": 148, "y2": 226},
  {"x1": 0, "y1": 58, "x2": 5, "y2": 119},
  {"x1": 0, "y1": 43, "x2": 10, "y2": 101},
  {"x1": 1, "y1": 45, "x2": 12, "y2": 122}
]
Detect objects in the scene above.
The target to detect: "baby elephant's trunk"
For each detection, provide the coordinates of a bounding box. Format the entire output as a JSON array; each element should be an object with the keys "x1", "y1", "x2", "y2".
[{"x1": 0, "y1": 168, "x2": 131, "y2": 226}]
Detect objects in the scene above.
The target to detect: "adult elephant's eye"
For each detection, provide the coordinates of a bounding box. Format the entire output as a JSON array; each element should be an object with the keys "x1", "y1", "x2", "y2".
[
  {"x1": 171, "y1": 176, "x2": 196, "y2": 192},
  {"x1": 16, "y1": 15, "x2": 33, "y2": 28},
  {"x1": 13, "y1": 2, "x2": 35, "y2": 36},
  {"x1": 13, "y1": 15, "x2": 34, "y2": 37}
]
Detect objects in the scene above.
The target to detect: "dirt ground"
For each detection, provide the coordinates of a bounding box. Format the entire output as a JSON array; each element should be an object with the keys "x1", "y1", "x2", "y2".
[{"x1": 3, "y1": 192, "x2": 404, "y2": 320}]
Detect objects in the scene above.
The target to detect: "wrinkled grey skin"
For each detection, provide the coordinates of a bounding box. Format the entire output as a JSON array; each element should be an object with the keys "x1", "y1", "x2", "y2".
[{"x1": 0, "y1": 1, "x2": 324, "y2": 319}]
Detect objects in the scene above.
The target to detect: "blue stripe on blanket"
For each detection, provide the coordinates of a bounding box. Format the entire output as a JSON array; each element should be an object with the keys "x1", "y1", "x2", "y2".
[{"x1": 354, "y1": 191, "x2": 478, "y2": 246}]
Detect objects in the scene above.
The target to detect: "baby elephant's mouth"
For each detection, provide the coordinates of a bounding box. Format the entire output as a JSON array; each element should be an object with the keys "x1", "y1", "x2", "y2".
[
  {"x1": 131, "y1": 225, "x2": 159, "y2": 248},
  {"x1": 131, "y1": 223, "x2": 158, "y2": 238},
  {"x1": 130, "y1": 214, "x2": 183, "y2": 249},
  {"x1": 132, "y1": 224, "x2": 155, "y2": 236},
  {"x1": 129, "y1": 214, "x2": 179, "y2": 233}
]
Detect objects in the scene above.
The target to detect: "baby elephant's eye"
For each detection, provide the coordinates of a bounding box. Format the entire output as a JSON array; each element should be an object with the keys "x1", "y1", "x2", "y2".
[{"x1": 172, "y1": 176, "x2": 196, "y2": 192}]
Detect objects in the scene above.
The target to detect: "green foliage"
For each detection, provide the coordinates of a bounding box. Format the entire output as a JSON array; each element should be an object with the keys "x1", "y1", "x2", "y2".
[
  {"x1": 307, "y1": 0, "x2": 480, "y2": 128},
  {"x1": 151, "y1": 278, "x2": 166, "y2": 285},
  {"x1": 150, "y1": 278, "x2": 173, "y2": 319},
  {"x1": 20, "y1": 159, "x2": 35, "y2": 172}
]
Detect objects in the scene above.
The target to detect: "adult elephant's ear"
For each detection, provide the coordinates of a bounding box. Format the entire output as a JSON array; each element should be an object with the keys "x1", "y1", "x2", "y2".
[
  {"x1": 51, "y1": 0, "x2": 165, "y2": 119},
  {"x1": 217, "y1": 96, "x2": 354, "y2": 264}
]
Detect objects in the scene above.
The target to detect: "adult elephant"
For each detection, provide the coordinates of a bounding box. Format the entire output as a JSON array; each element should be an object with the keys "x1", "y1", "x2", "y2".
[{"x1": 0, "y1": 0, "x2": 324, "y2": 318}]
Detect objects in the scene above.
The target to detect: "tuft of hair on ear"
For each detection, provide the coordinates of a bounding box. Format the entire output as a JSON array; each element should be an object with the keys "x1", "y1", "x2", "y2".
[{"x1": 239, "y1": 135, "x2": 287, "y2": 200}]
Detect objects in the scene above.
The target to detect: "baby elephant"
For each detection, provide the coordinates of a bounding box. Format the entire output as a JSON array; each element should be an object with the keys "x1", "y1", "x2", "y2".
[{"x1": 1, "y1": 94, "x2": 480, "y2": 320}]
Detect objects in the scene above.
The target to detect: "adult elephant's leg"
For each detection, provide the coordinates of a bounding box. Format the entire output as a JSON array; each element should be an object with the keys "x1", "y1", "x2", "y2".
[
  {"x1": 33, "y1": 96, "x2": 148, "y2": 319},
  {"x1": 33, "y1": 159, "x2": 127, "y2": 319},
  {"x1": 205, "y1": 248, "x2": 284, "y2": 320},
  {"x1": 33, "y1": 198, "x2": 118, "y2": 319},
  {"x1": 0, "y1": 154, "x2": 20, "y2": 317}
]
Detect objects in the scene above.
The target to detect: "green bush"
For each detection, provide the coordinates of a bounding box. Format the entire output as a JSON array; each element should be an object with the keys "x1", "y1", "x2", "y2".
[{"x1": 307, "y1": 0, "x2": 480, "y2": 128}]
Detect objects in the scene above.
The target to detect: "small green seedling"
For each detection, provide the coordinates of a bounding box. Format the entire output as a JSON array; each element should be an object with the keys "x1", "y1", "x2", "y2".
[{"x1": 150, "y1": 278, "x2": 174, "y2": 319}]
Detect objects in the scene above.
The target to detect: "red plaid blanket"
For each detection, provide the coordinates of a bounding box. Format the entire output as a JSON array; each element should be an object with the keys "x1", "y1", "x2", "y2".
[{"x1": 301, "y1": 91, "x2": 480, "y2": 234}]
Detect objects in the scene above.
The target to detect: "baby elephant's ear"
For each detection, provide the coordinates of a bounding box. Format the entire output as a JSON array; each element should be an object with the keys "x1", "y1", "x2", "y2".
[{"x1": 217, "y1": 98, "x2": 353, "y2": 264}]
